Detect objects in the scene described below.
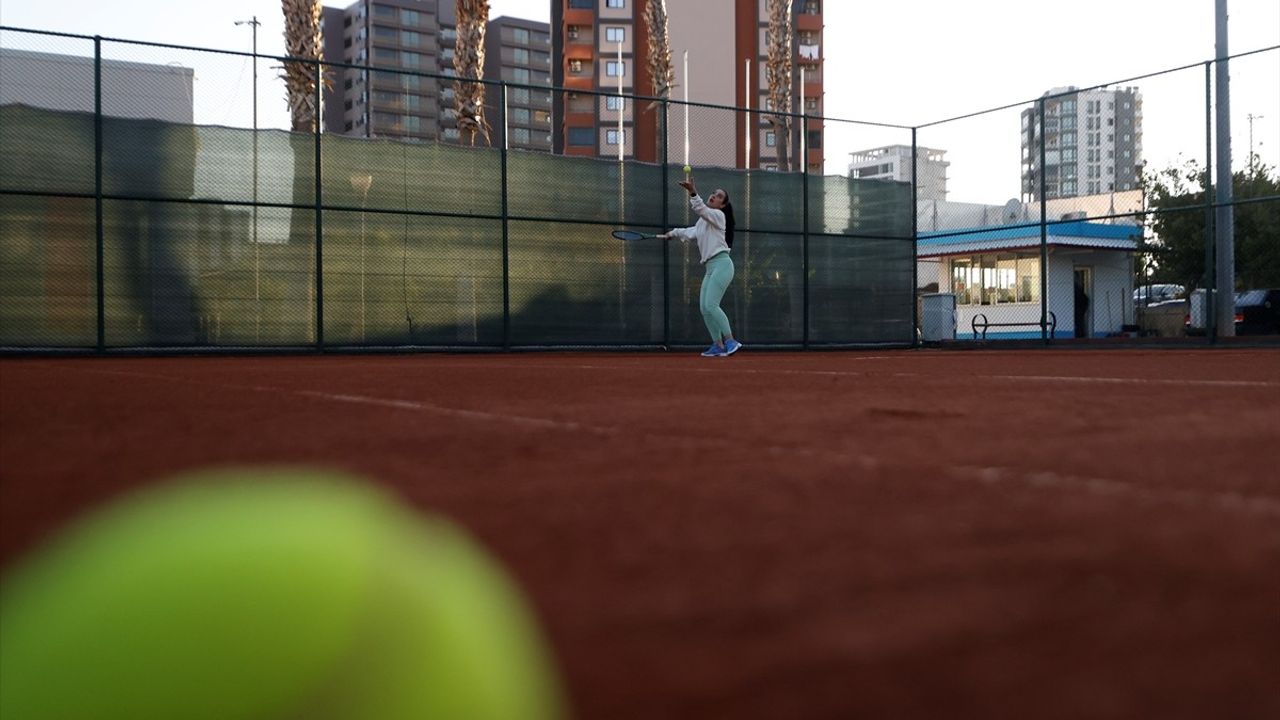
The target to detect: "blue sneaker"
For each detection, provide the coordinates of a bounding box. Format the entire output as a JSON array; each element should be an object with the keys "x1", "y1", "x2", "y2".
[
  {"x1": 701, "y1": 344, "x2": 726, "y2": 357},
  {"x1": 722, "y1": 339, "x2": 743, "y2": 356}
]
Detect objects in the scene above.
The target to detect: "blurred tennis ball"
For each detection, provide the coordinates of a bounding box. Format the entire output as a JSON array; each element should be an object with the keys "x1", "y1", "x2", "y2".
[
  {"x1": 682, "y1": 164, "x2": 692, "y2": 174},
  {"x1": 0, "y1": 469, "x2": 566, "y2": 720}
]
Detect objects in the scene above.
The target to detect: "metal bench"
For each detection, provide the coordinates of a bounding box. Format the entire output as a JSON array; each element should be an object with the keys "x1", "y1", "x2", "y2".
[{"x1": 971, "y1": 312, "x2": 1057, "y2": 341}]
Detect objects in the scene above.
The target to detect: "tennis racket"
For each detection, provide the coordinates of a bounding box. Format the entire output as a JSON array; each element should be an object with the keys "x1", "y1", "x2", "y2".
[{"x1": 611, "y1": 229, "x2": 662, "y2": 241}]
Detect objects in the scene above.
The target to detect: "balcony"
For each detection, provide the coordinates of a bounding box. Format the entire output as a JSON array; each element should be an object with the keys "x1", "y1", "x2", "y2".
[{"x1": 797, "y1": 13, "x2": 822, "y2": 32}]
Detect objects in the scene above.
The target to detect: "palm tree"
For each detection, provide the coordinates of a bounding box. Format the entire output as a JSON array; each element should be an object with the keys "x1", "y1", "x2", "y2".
[
  {"x1": 281, "y1": 0, "x2": 325, "y2": 132},
  {"x1": 280, "y1": 0, "x2": 327, "y2": 341},
  {"x1": 454, "y1": 0, "x2": 492, "y2": 146},
  {"x1": 643, "y1": 0, "x2": 674, "y2": 161},
  {"x1": 765, "y1": 0, "x2": 793, "y2": 172}
]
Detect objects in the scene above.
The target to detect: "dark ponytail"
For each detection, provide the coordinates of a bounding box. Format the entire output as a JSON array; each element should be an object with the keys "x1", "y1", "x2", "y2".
[{"x1": 721, "y1": 194, "x2": 735, "y2": 249}]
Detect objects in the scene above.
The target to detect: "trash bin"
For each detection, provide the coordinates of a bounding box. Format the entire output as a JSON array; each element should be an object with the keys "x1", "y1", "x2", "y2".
[{"x1": 920, "y1": 293, "x2": 957, "y2": 341}]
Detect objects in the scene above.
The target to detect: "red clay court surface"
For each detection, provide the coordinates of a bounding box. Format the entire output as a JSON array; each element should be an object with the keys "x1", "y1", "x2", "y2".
[{"x1": 2, "y1": 348, "x2": 1279, "y2": 719}]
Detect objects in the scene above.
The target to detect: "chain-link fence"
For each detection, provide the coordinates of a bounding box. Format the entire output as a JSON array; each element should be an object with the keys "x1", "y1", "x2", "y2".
[
  {"x1": 0, "y1": 27, "x2": 913, "y2": 351},
  {"x1": 1, "y1": 26, "x2": 1276, "y2": 351},
  {"x1": 916, "y1": 45, "x2": 1280, "y2": 343}
]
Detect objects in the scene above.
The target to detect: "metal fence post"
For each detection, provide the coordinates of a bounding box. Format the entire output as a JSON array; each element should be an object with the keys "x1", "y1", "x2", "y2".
[
  {"x1": 501, "y1": 82, "x2": 510, "y2": 350},
  {"x1": 314, "y1": 59, "x2": 325, "y2": 350},
  {"x1": 94, "y1": 37, "x2": 105, "y2": 352},
  {"x1": 911, "y1": 128, "x2": 919, "y2": 347},
  {"x1": 661, "y1": 99, "x2": 670, "y2": 348},
  {"x1": 1038, "y1": 98, "x2": 1049, "y2": 343},
  {"x1": 801, "y1": 108, "x2": 810, "y2": 348}
]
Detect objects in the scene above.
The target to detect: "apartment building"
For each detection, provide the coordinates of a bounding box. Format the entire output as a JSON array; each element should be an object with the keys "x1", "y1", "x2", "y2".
[
  {"x1": 0, "y1": 47, "x2": 193, "y2": 123},
  {"x1": 1021, "y1": 86, "x2": 1143, "y2": 201},
  {"x1": 550, "y1": 0, "x2": 824, "y2": 172},
  {"x1": 848, "y1": 145, "x2": 949, "y2": 202},
  {"x1": 484, "y1": 16, "x2": 554, "y2": 152},
  {"x1": 321, "y1": 0, "x2": 460, "y2": 141}
]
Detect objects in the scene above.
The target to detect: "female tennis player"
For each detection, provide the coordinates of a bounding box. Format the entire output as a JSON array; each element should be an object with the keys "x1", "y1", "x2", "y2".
[{"x1": 658, "y1": 177, "x2": 742, "y2": 357}]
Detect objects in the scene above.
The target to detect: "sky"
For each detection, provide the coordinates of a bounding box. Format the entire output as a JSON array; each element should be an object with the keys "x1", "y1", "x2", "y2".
[{"x1": 2, "y1": 0, "x2": 1277, "y2": 203}]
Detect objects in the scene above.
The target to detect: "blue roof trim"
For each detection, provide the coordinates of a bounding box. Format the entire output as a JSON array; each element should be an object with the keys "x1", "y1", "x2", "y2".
[
  {"x1": 918, "y1": 220, "x2": 1139, "y2": 247},
  {"x1": 916, "y1": 221, "x2": 1140, "y2": 258}
]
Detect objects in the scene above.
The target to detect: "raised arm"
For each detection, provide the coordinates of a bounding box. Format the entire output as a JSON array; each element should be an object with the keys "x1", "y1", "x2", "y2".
[{"x1": 678, "y1": 178, "x2": 724, "y2": 229}]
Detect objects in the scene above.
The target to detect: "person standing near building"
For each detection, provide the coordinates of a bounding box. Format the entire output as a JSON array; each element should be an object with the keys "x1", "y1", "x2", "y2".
[
  {"x1": 1074, "y1": 275, "x2": 1091, "y2": 338},
  {"x1": 659, "y1": 177, "x2": 742, "y2": 357}
]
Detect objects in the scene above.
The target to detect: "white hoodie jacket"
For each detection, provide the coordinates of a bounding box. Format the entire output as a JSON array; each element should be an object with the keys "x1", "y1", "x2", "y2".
[{"x1": 669, "y1": 194, "x2": 729, "y2": 264}]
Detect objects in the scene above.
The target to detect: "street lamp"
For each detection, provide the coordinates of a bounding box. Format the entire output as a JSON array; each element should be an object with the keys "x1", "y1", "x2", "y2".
[
  {"x1": 234, "y1": 16, "x2": 260, "y2": 339},
  {"x1": 1246, "y1": 113, "x2": 1265, "y2": 171}
]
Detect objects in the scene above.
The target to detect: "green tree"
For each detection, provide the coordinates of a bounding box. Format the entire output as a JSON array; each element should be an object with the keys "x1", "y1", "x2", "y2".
[{"x1": 1141, "y1": 157, "x2": 1280, "y2": 290}]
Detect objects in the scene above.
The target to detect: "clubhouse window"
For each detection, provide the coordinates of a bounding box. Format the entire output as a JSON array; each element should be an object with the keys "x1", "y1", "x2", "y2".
[{"x1": 950, "y1": 255, "x2": 1040, "y2": 305}]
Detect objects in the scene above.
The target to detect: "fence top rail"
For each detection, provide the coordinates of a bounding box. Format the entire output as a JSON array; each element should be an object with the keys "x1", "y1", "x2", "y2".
[{"x1": 2, "y1": 25, "x2": 1275, "y2": 133}]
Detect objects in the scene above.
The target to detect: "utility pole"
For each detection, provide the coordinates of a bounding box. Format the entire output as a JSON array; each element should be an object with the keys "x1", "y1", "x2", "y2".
[
  {"x1": 1213, "y1": 0, "x2": 1234, "y2": 337},
  {"x1": 235, "y1": 16, "x2": 261, "y2": 339}
]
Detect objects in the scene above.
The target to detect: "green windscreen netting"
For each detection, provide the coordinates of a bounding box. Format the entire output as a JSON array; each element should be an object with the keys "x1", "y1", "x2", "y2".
[{"x1": 0, "y1": 103, "x2": 913, "y2": 349}]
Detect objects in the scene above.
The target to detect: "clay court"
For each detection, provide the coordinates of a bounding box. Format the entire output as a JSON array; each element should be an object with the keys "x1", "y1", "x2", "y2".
[{"x1": 2, "y1": 348, "x2": 1279, "y2": 719}]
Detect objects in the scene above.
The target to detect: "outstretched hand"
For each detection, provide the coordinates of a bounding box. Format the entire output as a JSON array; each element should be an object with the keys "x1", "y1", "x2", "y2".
[{"x1": 677, "y1": 179, "x2": 697, "y2": 195}]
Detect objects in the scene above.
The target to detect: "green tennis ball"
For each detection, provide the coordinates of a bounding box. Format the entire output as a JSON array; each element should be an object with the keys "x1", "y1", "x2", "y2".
[
  {"x1": 0, "y1": 469, "x2": 566, "y2": 720},
  {"x1": 682, "y1": 165, "x2": 692, "y2": 174}
]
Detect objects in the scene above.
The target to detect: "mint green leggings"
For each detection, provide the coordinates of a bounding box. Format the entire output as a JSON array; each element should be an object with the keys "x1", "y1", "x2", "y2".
[{"x1": 700, "y1": 252, "x2": 735, "y2": 343}]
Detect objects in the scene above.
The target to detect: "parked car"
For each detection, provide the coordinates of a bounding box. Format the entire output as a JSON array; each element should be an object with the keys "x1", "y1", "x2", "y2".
[
  {"x1": 1183, "y1": 288, "x2": 1280, "y2": 335},
  {"x1": 1233, "y1": 288, "x2": 1280, "y2": 335},
  {"x1": 1134, "y1": 283, "x2": 1185, "y2": 306}
]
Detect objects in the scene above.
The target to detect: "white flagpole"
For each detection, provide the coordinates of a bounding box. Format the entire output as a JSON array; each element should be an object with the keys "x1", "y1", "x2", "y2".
[
  {"x1": 618, "y1": 41, "x2": 624, "y2": 162},
  {"x1": 744, "y1": 57, "x2": 751, "y2": 169},
  {"x1": 683, "y1": 50, "x2": 690, "y2": 171}
]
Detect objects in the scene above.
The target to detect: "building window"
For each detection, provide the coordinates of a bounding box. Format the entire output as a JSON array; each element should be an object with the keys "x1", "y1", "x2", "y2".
[
  {"x1": 400, "y1": 9, "x2": 420, "y2": 26},
  {"x1": 443, "y1": 128, "x2": 460, "y2": 140},
  {"x1": 567, "y1": 25, "x2": 580, "y2": 40},
  {"x1": 569, "y1": 0, "x2": 593, "y2": 8},
  {"x1": 511, "y1": 87, "x2": 530, "y2": 103},
  {"x1": 606, "y1": 0, "x2": 625, "y2": 7},
  {"x1": 606, "y1": 95, "x2": 625, "y2": 111},
  {"x1": 568, "y1": 127, "x2": 594, "y2": 146},
  {"x1": 513, "y1": 67, "x2": 530, "y2": 83},
  {"x1": 400, "y1": 30, "x2": 420, "y2": 47},
  {"x1": 606, "y1": 61, "x2": 625, "y2": 77},
  {"x1": 373, "y1": 4, "x2": 395, "y2": 17},
  {"x1": 513, "y1": 127, "x2": 531, "y2": 144},
  {"x1": 514, "y1": 48, "x2": 530, "y2": 64},
  {"x1": 568, "y1": 59, "x2": 584, "y2": 74},
  {"x1": 400, "y1": 51, "x2": 422, "y2": 69},
  {"x1": 765, "y1": 131, "x2": 776, "y2": 147},
  {"x1": 606, "y1": 129, "x2": 624, "y2": 145},
  {"x1": 806, "y1": 130, "x2": 821, "y2": 149},
  {"x1": 951, "y1": 256, "x2": 1040, "y2": 306},
  {"x1": 513, "y1": 27, "x2": 530, "y2": 44},
  {"x1": 512, "y1": 107, "x2": 531, "y2": 124},
  {"x1": 606, "y1": 27, "x2": 625, "y2": 43}
]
